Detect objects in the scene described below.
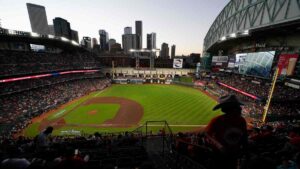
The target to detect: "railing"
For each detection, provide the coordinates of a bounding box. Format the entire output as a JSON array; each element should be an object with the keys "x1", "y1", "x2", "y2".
[{"x1": 132, "y1": 121, "x2": 174, "y2": 155}]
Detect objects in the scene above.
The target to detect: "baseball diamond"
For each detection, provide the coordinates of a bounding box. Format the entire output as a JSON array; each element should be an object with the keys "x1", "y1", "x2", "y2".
[{"x1": 24, "y1": 84, "x2": 221, "y2": 137}]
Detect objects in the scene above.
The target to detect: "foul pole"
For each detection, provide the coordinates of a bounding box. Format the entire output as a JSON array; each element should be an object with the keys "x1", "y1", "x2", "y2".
[{"x1": 262, "y1": 68, "x2": 279, "y2": 123}]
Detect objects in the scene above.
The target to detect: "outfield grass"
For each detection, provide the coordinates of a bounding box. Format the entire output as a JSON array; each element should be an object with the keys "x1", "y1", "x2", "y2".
[
  {"x1": 179, "y1": 76, "x2": 194, "y2": 83},
  {"x1": 24, "y1": 84, "x2": 221, "y2": 137}
]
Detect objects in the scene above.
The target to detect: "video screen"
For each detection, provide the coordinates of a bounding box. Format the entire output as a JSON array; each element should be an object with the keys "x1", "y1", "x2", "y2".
[
  {"x1": 173, "y1": 59, "x2": 183, "y2": 68},
  {"x1": 30, "y1": 44, "x2": 45, "y2": 52},
  {"x1": 234, "y1": 51, "x2": 275, "y2": 78}
]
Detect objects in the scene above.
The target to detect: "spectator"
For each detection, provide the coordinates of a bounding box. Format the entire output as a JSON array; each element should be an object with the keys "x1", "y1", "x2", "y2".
[
  {"x1": 35, "y1": 126, "x2": 53, "y2": 151},
  {"x1": 205, "y1": 94, "x2": 248, "y2": 169},
  {"x1": 1, "y1": 146, "x2": 31, "y2": 169}
]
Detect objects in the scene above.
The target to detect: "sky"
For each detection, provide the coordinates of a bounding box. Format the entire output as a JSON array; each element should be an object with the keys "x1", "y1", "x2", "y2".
[{"x1": 0, "y1": 0, "x2": 229, "y2": 55}]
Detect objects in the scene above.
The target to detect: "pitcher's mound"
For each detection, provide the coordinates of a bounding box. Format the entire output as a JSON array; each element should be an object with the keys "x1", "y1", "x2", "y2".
[{"x1": 88, "y1": 110, "x2": 97, "y2": 115}]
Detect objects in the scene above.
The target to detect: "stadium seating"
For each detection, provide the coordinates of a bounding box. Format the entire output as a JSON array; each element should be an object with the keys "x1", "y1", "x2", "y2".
[
  {"x1": 0, "y1": 78, "x2": 111, "y2": 136},
  {"x1": 199, "y1": 72, "x2": 300, "y2": 124},
  {"x1": 0, "y1": 50, "x2": 101, "y2": 77}
]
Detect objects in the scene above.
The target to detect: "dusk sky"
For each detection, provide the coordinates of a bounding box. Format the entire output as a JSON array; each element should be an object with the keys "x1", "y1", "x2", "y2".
[{"x1": 0, "y1": 0, "x2": 229, "y2": 55}]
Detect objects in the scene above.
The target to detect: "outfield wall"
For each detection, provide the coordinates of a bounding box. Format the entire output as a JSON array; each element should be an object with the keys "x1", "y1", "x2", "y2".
[{"x1": 102, "y1": 67, "x2": 195, "y2": 78}]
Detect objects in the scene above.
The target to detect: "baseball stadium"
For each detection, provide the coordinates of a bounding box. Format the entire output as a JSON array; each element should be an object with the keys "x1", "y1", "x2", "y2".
[{"x1": 0, "y1": 0, "x2": 300, "y2": 169}]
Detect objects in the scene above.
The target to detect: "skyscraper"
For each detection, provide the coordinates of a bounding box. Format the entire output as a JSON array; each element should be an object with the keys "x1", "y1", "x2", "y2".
[
  {"x1": 147, "y1": 33, "x2": 156, "y2": 50},
  {"x1": 135, "y1": 21, "x2": 142, "y2": 49},
  {"x1": 124, "y1": 27, "x2": 132, "y2": 34},
  {"x1": 53, "y1": 17, "x2": 72, "y2": 39},
  {"x1": 122, "y1": 34, "x2": 136, "y2": 54},
  {"x1": 108, "y1": 39, "x2": 116, "y2": 52},
  {"x1": 81, "y1": 37, "x2": 91, "y2": 49},
  {"x1": 99, "y1": 30, "x2": 108, "y2": 51},
  {"x1": 26, "y1": 3, "x2": 49, "y2": 35},
  {"x1": 171, "y1": 45, "x2": 176, "y2": 58},
  {"x1": 92, "y1": 38, "x2": 98, "y2": 48},
  {"x1": 160, "y1": 43, "x2": 169, "y2": 58},
  {"x1": 48, "y1": 25, "x2": 54, "y2": 35},
  {"x1": 71, "y1": 30, "x2": 79, "y2": 43}
]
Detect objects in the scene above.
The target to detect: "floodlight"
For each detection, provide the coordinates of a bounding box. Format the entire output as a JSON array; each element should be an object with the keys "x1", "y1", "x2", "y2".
[
  {"x1": 71, "y1": 40, "x2": 79, "y2": 46},
  {"x1": 60, "y1": 37, "x2": 69, "y2": 42},
  {"x1": 48, "y1": 35, "x2": 54, "y2": 39},
  {"x1": 30, "y1": 32, "x2": 39, "y2": 37},
  {"x1": 230, "y1": 33, "x2": 236, "y2": 38},
  {"x1": 242, "y1": 30, "x2": 249, "y2": 35}
]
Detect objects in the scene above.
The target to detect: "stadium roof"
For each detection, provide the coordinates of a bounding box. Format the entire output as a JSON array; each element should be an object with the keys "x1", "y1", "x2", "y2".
[{"x1": 203, "y1": 0, "x2": 300, "y2": 52}]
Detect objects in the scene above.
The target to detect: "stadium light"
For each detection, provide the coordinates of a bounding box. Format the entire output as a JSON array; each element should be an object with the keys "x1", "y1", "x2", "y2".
[
  {"x1": 152, "y1": 49, "x2": 159, "y2": 52},
  {"x1": 48, "y1": 35, "x2": 55, "y2": 39},
  {"x1": 129, "y1": 49, "x2": 135, "y2": 52},
  {"x1": 60, "y1": 37, "x2": 69, "y2": 42},
  {"x1": 71, "y1": 40, "x2": 79, "y2": 46},
  {"x1": 220, "y1": 36, "x2": 226, "y2": 41},
  {"x1": 230, "y1": 33, "x2": 236, "y2": 38},
  {"x1": 242, "y1": 30, "x2": 249, "y2": 35},
  {"x1": 30, "y1": 32, "x2": 39, "y2": 37}
]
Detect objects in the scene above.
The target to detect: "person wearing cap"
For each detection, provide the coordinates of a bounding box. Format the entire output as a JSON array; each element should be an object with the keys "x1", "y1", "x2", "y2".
[
  {"x1": 35, "y1": 126, "x2": 53, "y2": 151},
  {"x1": 205, "y1": 95, "x2": 248, "y2": 169}
]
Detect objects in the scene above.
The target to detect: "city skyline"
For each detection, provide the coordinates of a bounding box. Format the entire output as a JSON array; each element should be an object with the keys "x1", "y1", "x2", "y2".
[{"x1": 0, "y1": 0, "x2": 229, "y2": 55}]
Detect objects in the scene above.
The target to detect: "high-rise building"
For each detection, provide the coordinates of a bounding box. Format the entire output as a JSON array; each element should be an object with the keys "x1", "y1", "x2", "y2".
[
  {"x1": 190, "y1": 53, "x2": 201, "y2": 63},
  {"x1": 110, "y1": 43, "x2": 122, "y2": 53},
  {"x1": 99, "y1": 30, "x2": 108, "y2": 51},
  {"x1": 71, "y1": 30, "x2": 79, "y2": 43},
  {"x1": 108, "y1": 39, "x2": 116, "y2": 51},
  {"x1": 160, "y1": 43, "x2": 169, "y2": 58},
  {"x1": 92, "y1": 38, "x2": 98, "y2": 48},
  {"x1": 135, "y1": 21, "x2": 142, "y2": 49},
  {"x1": 48, "y1": 25, "x2": 54, "y2": 35},
  {"x1": 26, "y1": 3, "x2": 49, "y2": 35},
  {"x1": 124, "y1": 27, "x2": 132, "y2": 34},
  {"x1": 81, "y1": 36, "x2": 91, "y2": 49},
  {"x1": 122, "y1": 34, "x2": 136, "y2": 54},
  {"x1": 171, "y1": 45, "x2": 176, "y2": 58},
  {"x1": 53, "y1": 17, "x2": 72, "y2": 39},
  {"x1": 147, "y1": 33, "x2": 156, "y2": 50}
]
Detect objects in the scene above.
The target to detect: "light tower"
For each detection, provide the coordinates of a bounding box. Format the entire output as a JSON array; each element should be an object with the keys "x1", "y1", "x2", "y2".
[{"x1": 129, "y1": 49, "x2": 160, "y2": 69}]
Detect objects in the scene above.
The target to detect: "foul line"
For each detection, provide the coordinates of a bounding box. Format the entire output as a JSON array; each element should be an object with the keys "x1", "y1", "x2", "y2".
[
  {"x1": 94, "y1": 91, "x2": 103, "y2": 97},
  {"x1": 53, "y1": 110, "x2": 66, "y2": 118}
]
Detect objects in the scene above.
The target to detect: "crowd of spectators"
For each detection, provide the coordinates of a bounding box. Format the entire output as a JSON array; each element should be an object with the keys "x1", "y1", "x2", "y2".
[
  {"x1": 0, "y1": 50, "x2": 101, "y2": 77},
  {"x1": 199, "y1": 73, "x2": 300, "y2": 124},
  {"x1": 0, "y1": 78, "x2": 111, "y2": 136},
  {"x1": 0, "y1": 72, "x2": 104, "y2": 95},
  {"x1": 173, "y1": 123, "x2": 300, "y2": 169},
  {"x1": 0, "y1": 131, "x2": 150, "y2": 169}
]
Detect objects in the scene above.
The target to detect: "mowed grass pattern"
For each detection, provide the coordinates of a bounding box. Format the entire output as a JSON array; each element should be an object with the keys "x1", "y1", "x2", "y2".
[
  {"x1": 98, "y1": 85, "x2": 220, "y2": 125},
  {"x1": 24, "y1": 84, "x2": 221, "y2": 136}
]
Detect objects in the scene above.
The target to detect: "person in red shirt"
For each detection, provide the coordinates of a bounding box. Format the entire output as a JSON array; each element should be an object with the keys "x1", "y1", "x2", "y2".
[{"x1": 205, "y1": 95, "x2": 248, "y2": 169}]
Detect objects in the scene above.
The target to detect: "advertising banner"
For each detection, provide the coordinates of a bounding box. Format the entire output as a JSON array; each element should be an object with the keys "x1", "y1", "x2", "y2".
[
  {"x1": 212, "y1": 56, "x2": 228, "y2": 63},
  {"x1": 278, "y1": 54, "x2": 299, "y2": 76}
]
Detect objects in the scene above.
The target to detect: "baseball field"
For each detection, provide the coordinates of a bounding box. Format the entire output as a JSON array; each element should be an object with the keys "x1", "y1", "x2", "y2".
[{"x1": 24, "y1": 84, "x2": 221, "y2": 137}]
